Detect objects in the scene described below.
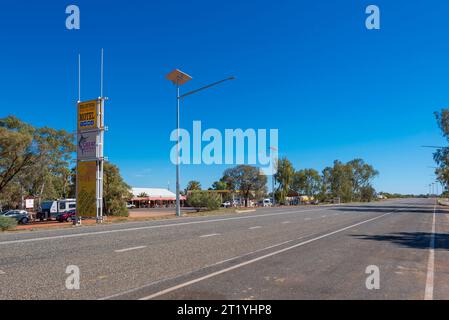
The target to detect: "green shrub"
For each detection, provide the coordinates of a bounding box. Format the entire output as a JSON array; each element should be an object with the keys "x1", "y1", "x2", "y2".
[
  {"x1": 0, "y1": 216, "x2": 17, "y2": 231},
  {"x1": 204, "y1": 193, "x2": 221, "y2": 211},
  {"x1": 187, "y1": 191, "x2": 222, "y2": 212}
]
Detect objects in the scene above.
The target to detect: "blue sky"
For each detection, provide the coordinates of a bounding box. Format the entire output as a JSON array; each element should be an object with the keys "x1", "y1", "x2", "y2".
[{"x1": 0, "y1": 0, "x2": 447, "y2": 194}]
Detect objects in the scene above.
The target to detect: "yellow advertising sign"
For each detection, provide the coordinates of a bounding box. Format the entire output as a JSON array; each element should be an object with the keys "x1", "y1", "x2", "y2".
[
  {"x1": 77, "y1": 161, "x2": 97, "y2": 217},
  {"x1": 78, "y1": 100, "x2": 98, "y2": 131}
]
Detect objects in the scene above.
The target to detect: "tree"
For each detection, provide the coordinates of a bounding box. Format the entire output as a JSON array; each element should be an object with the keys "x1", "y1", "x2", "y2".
[
  {"x1": 360, "y1": 185, "x2": 376, "y2": 202},
  {"x1": 0, "y1": 116, "x2": 75, "y2": 207},
  {"x1": 137, "y1": 192, "x2": 149, "y2": 198},
  {"x1": 274, "y1": 158, "x2": 295, "y2": 204},
  {"x1": 292, "y1": 169, "x2": 322, "y2": 197},
  {"x1": 103, "y1": 162, "x2": 132, "y2": 216},
  {"x1": 222, "y1": 165, "x2": 267, "y2": 207},
  {"x1": 434, "y1": 109, "x2": 449, "y2": 191},
  {"x1": 211, "y1": 181, "x2": 227, "y2": 190},
  {"x1": 347, "y1": 159, "x2": 378, "y2": 201},
  {"x1": 185, "y1": 180, "x2": 202, "y2": 193},
  {"x1": 329, "y1": 160, "x2": 354, "y2": 202}
]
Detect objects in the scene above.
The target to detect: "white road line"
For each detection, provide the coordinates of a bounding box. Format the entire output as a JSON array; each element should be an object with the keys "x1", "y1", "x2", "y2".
[
  {"x1": 199, "y1": 233, "x2": 220, "y2": 238},
  {"x1": 139, "y1": 210, "x2": 396, "y2": 300},
  {"x1": 114, "y1": 246, "x2": 147, "y2": 253},
  {"x1": 304, "y1": 218, "x2": 312, "y2": 221},
  {"x1": 281, "y1": 221, "x2": 291, "y2": 224},
  {"x1": 424, "y1": 201, "x2": 437, "y2": 300},
  {"x1": 100, "y1": 235, "x2": 310, "y2": 300},
  {"x1": 249, "y1": 226, "x2": 262, "y2": 230},
  {"x1": 0, "y1": 270, "x2": 5, "y2": 275},
  {"x1": 0, "y1": 208, "x2": 326, "y2": 245}
]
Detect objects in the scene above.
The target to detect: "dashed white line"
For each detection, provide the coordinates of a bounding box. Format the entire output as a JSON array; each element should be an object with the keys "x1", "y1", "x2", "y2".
[
  {"x1": 281, "y1": 221, "x2": 291, "y2": 224},
  {"x1": 424, "y1": 201, "x2": 437, "y2": 300},
  {"x1": 114, "y1": 246, "x2": 147, "y2": 253},
  {"x1": 199, "y1": 233, "x2": 221, "y2": 238},
  {"x1": 249, "y1": 226, "x2": 262, "y2": 230},
  {"x1": 138, "y1": 210, "x2": 396, "y2": 300},
  {"x1": 0, "y1": 208, "x2": 327, "y2": 245}
]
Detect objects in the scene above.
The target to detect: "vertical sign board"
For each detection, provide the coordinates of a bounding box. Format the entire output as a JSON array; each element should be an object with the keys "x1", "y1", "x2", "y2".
[
  {"x1": 78, "y1": 100, "x2": 98, "y2": 131},
  {"x1": 77, "y1": 161, "x2": 97, "y2": 217},
  {"x1": 77, "y1": 99, "x2": 103, "y2": 219}
]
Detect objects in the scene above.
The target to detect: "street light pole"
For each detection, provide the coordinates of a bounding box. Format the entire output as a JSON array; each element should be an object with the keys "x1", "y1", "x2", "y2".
[
  {"x1": 166, "y1": 69, "x2": 235, "y2": 218},
  {"x1": 176, "y1": 81, "x2": 181, "y2": 217}
]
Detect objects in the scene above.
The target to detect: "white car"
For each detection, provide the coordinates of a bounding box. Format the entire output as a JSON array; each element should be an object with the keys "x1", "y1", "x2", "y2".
[
  {"x1": 126, "y1": 203, "x2": 136, "y2": 209},
  {"x1": 262, "y1": 199, "x2": 273, "y2": 207},
  {"x1": 222, "y1": 201, "x2": 231, "y2": 208}
]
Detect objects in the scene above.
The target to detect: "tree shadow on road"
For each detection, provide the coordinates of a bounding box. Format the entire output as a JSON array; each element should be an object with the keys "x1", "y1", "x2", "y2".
[
  {"x1": 351, "y1": 232, "x2": 449, "y2": 251},
  {"x1": 333, "y1": 207, "x2": 436, "y2": 214}
]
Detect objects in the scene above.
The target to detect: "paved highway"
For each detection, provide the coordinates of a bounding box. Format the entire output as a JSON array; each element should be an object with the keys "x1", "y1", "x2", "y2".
[{"x1": 0, "y1": 198, "x2": 448, "y2": 300}]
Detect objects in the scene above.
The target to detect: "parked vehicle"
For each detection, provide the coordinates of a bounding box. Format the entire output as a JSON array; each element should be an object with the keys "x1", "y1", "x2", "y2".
[
  {"x1": 37, "y1": 199, "x2": 76, "y2": 221},
  {"x1": 222, "y1": 201, "x2": 231, "y2": 208},
  {"x1": 0, "y1": 210, "x2": 30, "y2": 225},
  {"x1": 56, "y1": 209, "x2": 76, "y2": 223},
  {"x1": 126, "y1": 203, "x2": 136, "y2": 209},
  {"x1": 262, "y1": 199, "x2": 273, "y2": 207}
]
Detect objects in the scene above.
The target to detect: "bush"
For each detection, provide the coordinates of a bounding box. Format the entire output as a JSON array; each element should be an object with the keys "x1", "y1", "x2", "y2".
[
  {"x1": 187, "y1": 191, "x2": 222, "y2": 211},
  {"x1": 0, "y1": 216, "x2": 17, "y2": 231},
  {"x1": 204, "y1": 193, "x2": 221, "y2": 211}
]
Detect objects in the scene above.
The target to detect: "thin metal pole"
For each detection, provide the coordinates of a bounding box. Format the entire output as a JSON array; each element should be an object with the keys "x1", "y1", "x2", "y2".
[
  {"x1": 176, "y1": 82, "x2": 181, "y2": 217},
  {"x1": 100, "y1": 48, "x2": 104, "y2": 98},
  {"x1": 78, "y1": 54, "x2": 81, "y2": 102}
]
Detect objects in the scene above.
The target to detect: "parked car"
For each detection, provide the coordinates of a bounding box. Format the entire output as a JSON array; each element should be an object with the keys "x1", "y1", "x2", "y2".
[
  {"x1": 262, "y1": 199, "x2": 273, "y2": 207},
  {"x1": 0, "y1": 210, "x2": 30, "y2": 225},
  {"x1": 222, "y1": 201, "x2": 231, "y2": 208},
  {"x1": 55, "y1": 209, "x2": 76, "y2": 223},
  {"x1": 126, "y1": 203, "x2": 136, "y2": 209}
]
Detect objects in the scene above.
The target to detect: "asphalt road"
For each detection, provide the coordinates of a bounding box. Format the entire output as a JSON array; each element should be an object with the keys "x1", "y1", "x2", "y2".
[{"x1": 0, "y1": 198, "x2": 448, "y2": 300}]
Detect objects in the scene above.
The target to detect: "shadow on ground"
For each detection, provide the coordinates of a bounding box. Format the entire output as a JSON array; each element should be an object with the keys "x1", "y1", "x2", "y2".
[
  {"x1": 333, "y1": 206, "x2": 437, "y2": 214},
  {"x1": 352, "y1": 232, "x2": 449, "y2": 250}
]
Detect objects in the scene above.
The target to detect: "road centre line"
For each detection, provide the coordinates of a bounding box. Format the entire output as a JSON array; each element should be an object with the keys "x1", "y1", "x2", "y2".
[
  {"x1": 115, "y1": 246, "x2": 147, "y2": 253},
  {"x1": 0, "y1": 207, "x2": 335, "y2": 245},
  {"x1": 200, "y1": 233, "x2": 220, "y2": 238},
  {"x1": 138, "y1": 210, "x2": 400, "y2": 300},
  {"x1": 249, "y1": 226, "x2": 262, "y2": 230}
]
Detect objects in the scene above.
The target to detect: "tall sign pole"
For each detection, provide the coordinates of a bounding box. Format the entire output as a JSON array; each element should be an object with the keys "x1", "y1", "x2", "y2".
[{"x1": 76, "y1": 50, "x2": 107, "y2": 224}]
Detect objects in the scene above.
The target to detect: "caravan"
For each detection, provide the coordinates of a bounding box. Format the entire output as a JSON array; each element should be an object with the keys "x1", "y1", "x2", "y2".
[{"x1": 37, "y1": 199, "x2": 76, "y2": 221}]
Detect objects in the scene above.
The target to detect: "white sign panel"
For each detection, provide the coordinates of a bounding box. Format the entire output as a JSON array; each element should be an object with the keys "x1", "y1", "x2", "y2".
[
  {"x1": 25, "y1": 199, "x2": 34, "y2": 209},
  {"x1": 77, "y1": 131, "x2": 98, "y2": 160}
]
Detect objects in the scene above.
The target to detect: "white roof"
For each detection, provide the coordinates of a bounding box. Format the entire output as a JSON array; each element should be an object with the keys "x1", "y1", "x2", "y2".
[{"x1": 131, "y1": 188, "x2": 176, "y2": 198}]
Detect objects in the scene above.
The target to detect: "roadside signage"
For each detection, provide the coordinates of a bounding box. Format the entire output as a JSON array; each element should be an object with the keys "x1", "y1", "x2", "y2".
[
  {"x1": 25, "y1": 199, "x2": 34, "y2": 209},
  {"x1": 77, "y1": 100, "x2": 98, "y2": 131},
  {"x1": 77, "y1": 131, "x2": 97, "y2": 160},
  {"x1": 77, "y1": 161, "x2": 97, "y2": 217}
]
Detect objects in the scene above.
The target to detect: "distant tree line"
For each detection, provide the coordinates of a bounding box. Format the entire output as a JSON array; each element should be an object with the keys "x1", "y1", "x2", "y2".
[
  {"x1": 274, "y1": 158, "x2": 379, "y2": 204},
  {"x1": 185, "y1": 158, "x2": 379, "y2": 207},
  {"x1": 433, "y1": 109, "x2": 449, "y2": 194}
]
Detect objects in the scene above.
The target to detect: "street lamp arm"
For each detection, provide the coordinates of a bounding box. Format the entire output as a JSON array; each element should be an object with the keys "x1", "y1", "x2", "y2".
[{"x1": 180, "y1": 76, "x2": 235, "y2": 99}]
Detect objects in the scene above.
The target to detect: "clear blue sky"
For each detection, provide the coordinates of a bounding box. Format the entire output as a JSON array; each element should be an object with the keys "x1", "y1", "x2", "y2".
[{"x1": 0, "y1": 0, "x2": 447, "y2": 194}]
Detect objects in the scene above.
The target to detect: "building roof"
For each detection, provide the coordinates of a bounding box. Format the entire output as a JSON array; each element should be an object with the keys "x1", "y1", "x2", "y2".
[
  {"x1": 130, "y1": 188, "x2": 186, "y2": 201},
  {"x1": 131, "y1": 188, "x2": 176, "y2": 198}
]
